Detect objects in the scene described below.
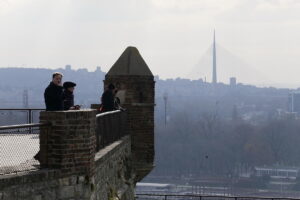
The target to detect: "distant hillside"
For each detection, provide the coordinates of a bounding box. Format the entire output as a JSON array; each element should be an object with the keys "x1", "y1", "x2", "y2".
[
  {"x1": 0, "y1": 66, "x2": 106, "y2": 108},
  {"x1": 0, "y1": 66, "x2": 294, "y2": 113}
]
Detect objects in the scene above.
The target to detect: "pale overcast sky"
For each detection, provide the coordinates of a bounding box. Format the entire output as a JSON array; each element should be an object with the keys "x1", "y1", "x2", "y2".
[{"x1": 0, "y1": 0, "x2": 300, "y2": 87}]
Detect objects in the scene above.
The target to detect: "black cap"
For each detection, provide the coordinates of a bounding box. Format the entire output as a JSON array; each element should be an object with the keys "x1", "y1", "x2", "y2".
[{"x1": 63, "y1": 81, "x2": 76, "y2": 89}]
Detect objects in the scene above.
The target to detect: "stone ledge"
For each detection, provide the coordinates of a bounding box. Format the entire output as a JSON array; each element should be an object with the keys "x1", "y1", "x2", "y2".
[
  {"x1": 41, "y1": 109, "x2": 96, "y2": 113},
  {"x1": 40, "y1": 109, "x2": 97, "y2": 121},
  {"x1": 0, "y1": 169, "x2": 60, "y2": 189},
  {"x1": 94, "y1": 135, "x2": 130, "y2": 166}
]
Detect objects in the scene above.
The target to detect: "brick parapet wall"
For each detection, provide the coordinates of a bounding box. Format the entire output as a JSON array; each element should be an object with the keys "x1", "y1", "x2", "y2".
[{"x1": 39, "y1": 110, "x2": 97, "y2": 177}]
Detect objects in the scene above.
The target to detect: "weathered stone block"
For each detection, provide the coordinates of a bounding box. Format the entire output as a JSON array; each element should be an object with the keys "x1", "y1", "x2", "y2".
[
  {"x1": 58, "y1": 186, "x2": 75, "y2": 199},
  {"x1": 33, "y1": 195, "x2": 42, "y2": 200}
]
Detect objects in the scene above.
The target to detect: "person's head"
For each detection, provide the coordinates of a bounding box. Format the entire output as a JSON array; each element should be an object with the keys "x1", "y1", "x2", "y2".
[
  {"x1": 63, "y1": 81, "x2": 76, "y2": 92},
  {"x1": 108, "y1": 83, "x2": 115, "y2": 91},
  {"x1": 52, "y1": 72, "x2": 63, "y2": 86}
]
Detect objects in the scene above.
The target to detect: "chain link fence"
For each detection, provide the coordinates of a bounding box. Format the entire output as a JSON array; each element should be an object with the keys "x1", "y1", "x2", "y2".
[{"x1": 0, "y1": 123, "x2": 48, "y2": 175}]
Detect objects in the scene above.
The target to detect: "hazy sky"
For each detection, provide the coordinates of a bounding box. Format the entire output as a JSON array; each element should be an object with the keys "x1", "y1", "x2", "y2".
[{"x1": 1, "y1": 0, "x2": 300, "y2": 87}]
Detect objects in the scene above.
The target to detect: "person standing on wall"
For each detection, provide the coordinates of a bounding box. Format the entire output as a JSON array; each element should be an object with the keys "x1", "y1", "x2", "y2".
[
  {"x1": 100, "y1": 83, "x2": 116, "y2": 112},
  {"x1": 44, "y1": 72, "x2": 64, "y2": 111},
  {"x1": 36, "y1": 72, "x2": 64, "y2": 162},
  {"x1": 63, "y1": 81, "x2": 80, "y2": 110}
]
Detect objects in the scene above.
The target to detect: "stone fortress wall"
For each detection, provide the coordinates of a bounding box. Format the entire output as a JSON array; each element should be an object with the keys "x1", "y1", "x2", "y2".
[{"x1": 0, "y1": 46, "x2": 155, "y2": 200}]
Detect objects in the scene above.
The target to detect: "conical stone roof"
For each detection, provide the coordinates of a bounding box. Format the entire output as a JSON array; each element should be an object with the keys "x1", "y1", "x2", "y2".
[{"x1": 107, "y1": 46, "x2": 153, "y2": 76}]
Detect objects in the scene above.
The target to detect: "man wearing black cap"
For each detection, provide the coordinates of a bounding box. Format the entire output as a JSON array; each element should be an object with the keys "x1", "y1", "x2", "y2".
[{"x1": 63, "y1": 81, "x2": 77, "y2": 110}]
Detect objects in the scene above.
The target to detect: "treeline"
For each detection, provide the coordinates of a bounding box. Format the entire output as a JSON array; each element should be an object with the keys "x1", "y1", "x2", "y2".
[{"x1": 153, "y1": 111, "x2": 300, "y2": 177}]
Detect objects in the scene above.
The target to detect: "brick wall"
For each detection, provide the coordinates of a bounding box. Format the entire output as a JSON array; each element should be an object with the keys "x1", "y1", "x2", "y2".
[{"x1": 39, "y1": 110, "x2": 97, "y2": 177}]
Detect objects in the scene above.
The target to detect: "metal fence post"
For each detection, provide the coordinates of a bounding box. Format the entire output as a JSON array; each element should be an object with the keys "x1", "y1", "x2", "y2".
[
  {"x1": 28, "y1": 109, "x2": 32, "y2": 133},
  {"x1": 28, "y1": 109, "x2": 32, "y2": 124}
]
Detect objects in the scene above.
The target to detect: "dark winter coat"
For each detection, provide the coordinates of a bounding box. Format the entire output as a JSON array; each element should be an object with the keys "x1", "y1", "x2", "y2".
[
  {"x1": 63, "y1": 90, "x2": 74, "y2": 110},
  {"x1": 101, "y1": 89, "x2": 115, "y2": 112},
  {"x1": 44, "y1": 82, "x2": 64, "y2": 111}
]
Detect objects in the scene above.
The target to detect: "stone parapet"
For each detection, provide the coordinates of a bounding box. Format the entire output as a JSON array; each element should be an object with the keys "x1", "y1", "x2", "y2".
[
  {"x1": 0, "y1": 169, "x2": 94, "y2": 200},
  {"x1": 94, "y1": 136, "x2": 134, "y2": 200}
]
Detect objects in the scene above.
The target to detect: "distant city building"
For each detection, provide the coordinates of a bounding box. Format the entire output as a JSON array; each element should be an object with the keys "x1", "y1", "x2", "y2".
[
  {"x1": 277, "y1": 109, "x2": 297, "y2": 120},
  {"x1": 230, "y1": 77, "x2": 236, "y2": 87},
  {"x1": 65, "y1": 65, "x2": 72, "y2": 71},
  {"x1": 288, "y1": 92, "x2": 300, "y2": 114},
  {"x1": 96, "y1": 66, "x2": 101, "y2": 72},
  {"x1": 77, "y1": 68, "x2": 88, "y2": 73},
  {"x1": 197, "y1": 78, "x2": 203, "y2": 83},
  {"x1": 254, "y1": 166, "x2": 299, "y2": 179},
  {"x1": 136, "y1": 183, "x2": 175, "y2": 193}
]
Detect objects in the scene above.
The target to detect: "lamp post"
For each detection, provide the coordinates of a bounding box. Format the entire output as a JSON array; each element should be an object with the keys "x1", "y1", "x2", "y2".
[{"x1": 163, "y1": 92, "x2": 168, "y2": 126}]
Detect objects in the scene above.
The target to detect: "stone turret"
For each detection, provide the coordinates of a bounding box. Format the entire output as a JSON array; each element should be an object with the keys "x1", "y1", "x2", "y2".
[{"x1": 104, "y1": 46, "x2": 155, "y2": 182}]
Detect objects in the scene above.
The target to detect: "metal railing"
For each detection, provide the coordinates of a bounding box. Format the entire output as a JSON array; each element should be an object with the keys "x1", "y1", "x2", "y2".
[
  {"x1": 135, "y1": 194, "x2": 300, "y2": 200},
  {"x1": 0, "y1": 123, "x2": 49, "y2": 175},
  {"x1": 95, "y1": 110, "x2": 127, "y2": 151},
  {"x1": 0, "y1": 108, "x2": 45, "y2": 126}
]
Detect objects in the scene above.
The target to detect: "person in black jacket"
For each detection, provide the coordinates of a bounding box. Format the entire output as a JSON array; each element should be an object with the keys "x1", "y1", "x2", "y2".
[
  {"x1": 36, "y1": 72, "x2": 64, "y2": 161},
  {"x1": 63, "y1": 81, "x2": 77, "y2": 110},
  {"x1": 100, "y1": 83, "x2": 116, "y2": 112},
  {"x1": 44, "y1": 72, "x2": 64, "y2": 111}
]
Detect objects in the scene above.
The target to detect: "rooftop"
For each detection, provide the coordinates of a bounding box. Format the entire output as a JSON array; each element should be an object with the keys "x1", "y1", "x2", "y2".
[{"x1": 107, "y1": 46, "x2": 153, "y2": 76}]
